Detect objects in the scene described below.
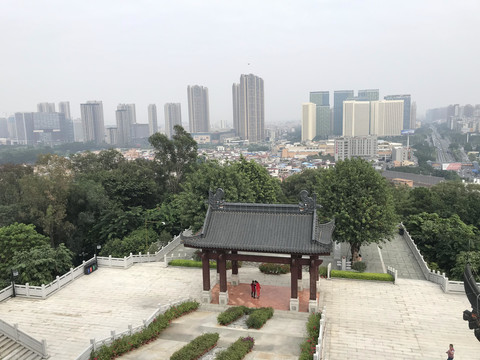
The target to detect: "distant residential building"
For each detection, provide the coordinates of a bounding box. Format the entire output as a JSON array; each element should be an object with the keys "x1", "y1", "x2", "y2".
[
  {"x1": 0, "y1": 118, "x2": 8, "y2": 138},
  {"x1": 335, "y1": 135, "x2": 377, "y2": 161},
  {"x1": 343, "y1": 100, "x2": 371, "y2": 136},
  {"x1": 358, "y1": 89, "x2": 379, "y2": 101},
  {"x1": 132, "y1": 123, "x2": 149, "y2": 140},
  {"x1": 14, "y1": 113, "x2": 34, "y2": 145},
  {"x1": 370, "y1": 100, "x2": 404, "y2": 136},
  {"x1": 187, "y1": 85, "x2": 210, "y2": 133},
  {"x1": 58, "y1": 102, "x2": 71, "y2": 120},
  {"x1": 148, "y1": 104, "x2": 158, "y2": 135},
  {"x1": 116, "y1": 107, "x2": 130, "y2": 146},
  {"x1": 310, "y1": 91, "x2": 331, "y2": 138},
  {"x1": 410, "y1": 101, "x2": 417, "y2": 129},
  {"x1": 334, "y1": 90, "x2": 354, "y2": 135},
  {"x1": 309, "y1": 91, "x2": 329, "y2": 106},
  {"x1": 14, "y1": 112, "x2": 70, "y2": 145},
  {"x1": 73, "y1": 118, "x2": 84, "y2": 142},
  {"x1": 384, "y1": 94, "x2": 411, "y2": 130},
  {"x1": 232, "y1": 74, "x2": 265, "y2": 143},
  {"x1": 302, "y1": 103, "x2": 316, "y2": 142},
  {"x1": 37, "y1": 102, "x2": 56, "y2": 113},
  {"x1": 105, "y1": 125, "x2": 117, "y2": 145},
  {"x1": 164, "y1": 103, "x2": 182, "y2": 139},
  {"x1": 7, "y1": 116, "x2": 16, "y2": 140},
  {"x1": 80, "y1": 101, "x2": 105, "y2": 145}
]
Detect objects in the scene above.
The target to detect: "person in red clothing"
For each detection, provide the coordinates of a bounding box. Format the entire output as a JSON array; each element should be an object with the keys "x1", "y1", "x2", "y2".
[
  {"x1": 250, "y1": 280, "x2": 256, "y2": 298},
  {"x1": 446, "y1": 344, "x2": 455, "y2": 360},
  {"x1": 255, "y1": 280, "x2": 261, "y2": 299}
]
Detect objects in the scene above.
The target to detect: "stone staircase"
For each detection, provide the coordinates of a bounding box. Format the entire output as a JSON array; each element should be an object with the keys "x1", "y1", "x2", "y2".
[{"x1": 0, "y1": 334, "x2": 44, "y2": 360}]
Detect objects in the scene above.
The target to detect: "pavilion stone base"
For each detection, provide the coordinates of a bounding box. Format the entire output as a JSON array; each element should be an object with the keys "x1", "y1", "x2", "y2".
[
  {"x1": 290, "y1": 298, "x2": 299, "y2": 312},
  {"x1": 309, "y1": 300, "x2": 318, "y2": 313},
  {"x1": 219, "y1": 291, "x2": 229, "y2": 306},
  {"x1": 201, "y1": 290, "x2": 212, "y2": 304},
  {"x1": 231, "y1": 274, "x2": 239, "y2": 286},
  {"x1": 297, "y1": 279, "x2": 303, "y2": 291}
]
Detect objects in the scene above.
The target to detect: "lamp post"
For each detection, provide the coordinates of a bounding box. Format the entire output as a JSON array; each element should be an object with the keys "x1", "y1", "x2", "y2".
[
  {"x1": 95, "y1": 244, "x2": 101, "y2": 258},
  {"x1": 11, "y1": 269, "x2": 19, "y2": 298}
]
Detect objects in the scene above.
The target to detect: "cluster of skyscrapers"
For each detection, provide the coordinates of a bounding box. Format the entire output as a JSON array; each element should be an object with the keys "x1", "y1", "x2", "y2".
[
  {"x1": 1, "y1": 73, "x2": 267, "y2": 146},
  {"x1": 302, "y1": 89, "x2": 416, "y2": 142}
]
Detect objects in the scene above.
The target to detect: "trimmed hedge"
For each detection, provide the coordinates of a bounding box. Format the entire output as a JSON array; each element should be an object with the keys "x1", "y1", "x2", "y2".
[
  {"x1": 169, "y1": 332, "x2": 219, "y2": 360},
  {"x1": 169, "y1": 259, "x2": 241, "y2": 270},
  {"x1": 89, "y1": 301, "x2": 199, "y2": 360},
  {"x1": 318, "y1": 266, "x2": 327, "y2": 277},
  {"x1": 299, "y1": 312, "x2": 321, "y2": 360},
  {"x1": 215, "y1": 336, "x2": 255, "y2": 360},
  {"x1": 352, "y1": 261, "x2": 367, "y2": 273},
  {"x1": 217, "y1": 306, "x2": 252, "y2": 325},
  {"x1": 246, "y1": 307, "x2": 274, "y2": 329},
  {"x1": 169, "y1": 259, "x2": 216, "y2": 268},
  {"x1": 331, "y1": 270, "x2": 393, "y2": 282},
  {"x1": 258, "y1": 263, "x2": 290, "y2": 274}
]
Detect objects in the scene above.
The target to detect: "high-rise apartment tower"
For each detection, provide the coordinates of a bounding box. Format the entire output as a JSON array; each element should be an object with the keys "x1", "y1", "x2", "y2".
[
  {"x1": 80, "y1": 101, "x2": 105, "y2": 145},
  {"x1": 164, "y1": 103, "x2": 182, "y2": 139},
  {"x1": 187, "y1": 85, "x2": 210, "y2": 133},
  {"x1": 232, "y1": 74, "x2": 265, "y2": 143},
  {"x1": 148, "y1": 104, "x2": 158, "y2": 135},
  {"x1": 334, "y1": 90, "x2": 354, "y2": 135}
]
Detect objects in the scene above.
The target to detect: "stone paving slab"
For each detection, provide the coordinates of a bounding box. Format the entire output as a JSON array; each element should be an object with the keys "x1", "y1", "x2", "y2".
[{"x1": 319, "y1": 277, "x2": 479, "y2": 359}]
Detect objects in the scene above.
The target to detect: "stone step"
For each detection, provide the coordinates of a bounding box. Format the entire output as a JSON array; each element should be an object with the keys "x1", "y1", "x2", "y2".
[{"x1": 0, "y1": 334, "x2": 43, "y2": 360}]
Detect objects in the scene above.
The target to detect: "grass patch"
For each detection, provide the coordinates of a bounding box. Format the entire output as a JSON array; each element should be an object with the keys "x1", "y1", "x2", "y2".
[
  {"x1": 215, "y1": 336, "x2": 255, "y2": 360},
  {"x1": 90, "y1": 301, "x2": 199, "y2": 359},
  {"x1": 331, "y1": 270, "x2": 393, "y2": 282},
  {"x1": 299, "y1": 312, "x2": 321, "y2": 360},
  {"x1": 170, "y1": 332, "x2": 219, "y2": 360}
]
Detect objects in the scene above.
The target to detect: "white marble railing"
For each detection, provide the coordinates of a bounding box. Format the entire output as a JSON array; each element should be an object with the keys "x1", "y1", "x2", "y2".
[
  {"x1": 0, "y1": 318, "x2": 48, "y2": 358},
  {"x1": 387, "y1": 266, "x2": 398, "y2": 284},
  {"x1": 401, "y1": 223, "x2": 480, "y2": 293},
  {"x1": 74, "y1": 297, "x2": 191, "y2": 360},
  {"x1": 313, "y1": 306, "x2": 326, "y2": 360}
]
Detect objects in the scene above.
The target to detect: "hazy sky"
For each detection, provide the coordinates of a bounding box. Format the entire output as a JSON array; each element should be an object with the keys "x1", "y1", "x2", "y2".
[{"x1": 1, "y1": 0, "x2": 479, "y2": 126}]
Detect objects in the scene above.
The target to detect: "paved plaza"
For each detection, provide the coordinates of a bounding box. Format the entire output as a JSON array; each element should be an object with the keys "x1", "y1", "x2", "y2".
[{"x1": 0, "y1": 234, "x2": 479, "y2": 359}]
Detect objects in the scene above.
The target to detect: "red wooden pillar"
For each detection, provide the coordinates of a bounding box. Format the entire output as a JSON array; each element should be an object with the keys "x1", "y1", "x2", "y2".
[
  {"x1": 218, "y1": 252, "x2": 227, "y2": 292},
  {"x1": 309, "y1": 255, "x2": 318, "y2": 300},
  {"x1": 231, "y1": 250, "x2": 238, "y2": 275},
  {"x1": 290, "y1": 256, "x2": 298, "y2": 299},
  {"x1": 201, "y1": 250, "x2": 210, "y2": 291}
]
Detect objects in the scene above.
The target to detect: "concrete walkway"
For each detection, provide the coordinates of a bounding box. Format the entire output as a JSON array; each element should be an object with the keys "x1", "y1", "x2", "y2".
[
  {"x1": 0, "y1": 261, "x2": 478, "y2": 359},
  {"x1": 346, "y1": 233, "x2": 426, "y2": 279}
]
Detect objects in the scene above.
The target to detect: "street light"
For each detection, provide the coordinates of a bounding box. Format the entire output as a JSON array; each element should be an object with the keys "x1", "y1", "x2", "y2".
[
  {"x1": 95, "y1": 244, "x2": 101, "y2": 258},
  {"x1": 11, "y1": 269, "x2": 19, "y2": 297}
]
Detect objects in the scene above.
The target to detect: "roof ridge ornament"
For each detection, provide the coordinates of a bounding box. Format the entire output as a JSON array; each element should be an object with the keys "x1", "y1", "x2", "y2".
[
  {"x1": 299, "y1": 190, "x2": 316, "y2": 213},
  {"x1": 209, "y1": 188, "x2": 225, "y2": 209}
]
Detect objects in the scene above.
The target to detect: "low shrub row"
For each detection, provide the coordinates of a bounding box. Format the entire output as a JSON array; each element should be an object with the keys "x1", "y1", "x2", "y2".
[
  {"x1": 246, "y1": 307, "x2": 274, "y2": 329},
  {"x1": 215, "y1": 336, "x2": 255, "y2": 360},
  {"x1": 352, "y1": 261, "x2": 367, "y2": 273},
  {"x1": 299, "y1": 312, "x2": 321, "y2": 360},
  {"x1": 170, "y1": 332, "x2": 219, "y2": 360},
  {"x1": 331, "y1": 270, "x2": 393, "y2": 282},
  {"x1": 89, "y1": 300, "x2": 199, "y2": 360},
  {"x1": 168, "y1": 259, "x2": 216, "y2": 268},
  {"x1": 217, "y1": 306, "x2": 252, "y2": 325},
  {"x1": 169, "y1": 259, "x2": 242, "y2": 270},
  {"x1": 258, "y1": 263, "x2": 290, "y2": 274},
  {"x1": 318, "y1": 266, "x2": 327, "y2": 277}
]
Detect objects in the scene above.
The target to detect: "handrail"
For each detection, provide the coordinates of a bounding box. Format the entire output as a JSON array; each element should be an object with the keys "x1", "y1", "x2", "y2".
[{"x1": 0, "y1": 318, "x2": 48, "y2": 358}]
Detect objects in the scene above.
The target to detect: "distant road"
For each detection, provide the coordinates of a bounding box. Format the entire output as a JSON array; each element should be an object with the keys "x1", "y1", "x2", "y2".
[{"x1": 430, "y1": 126, "x2": 455, "y2": 163}]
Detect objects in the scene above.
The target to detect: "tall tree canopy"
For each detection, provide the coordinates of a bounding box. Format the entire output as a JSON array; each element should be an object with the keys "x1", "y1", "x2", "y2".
[
  {"x1": 316, "y1": 158, "x2": 397, "y2": 260},
  {"x1": 149, "y1": 125, "x2": 197, "y2": 193}
]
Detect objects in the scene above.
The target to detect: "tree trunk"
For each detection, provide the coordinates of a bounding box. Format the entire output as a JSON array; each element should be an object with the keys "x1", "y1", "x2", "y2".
[{"x1": 351, "y1": 243, "x2": 361, "y2": 263}]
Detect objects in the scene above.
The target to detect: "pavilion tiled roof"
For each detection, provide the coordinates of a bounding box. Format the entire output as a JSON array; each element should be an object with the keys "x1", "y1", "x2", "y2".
[{"x1": 181, "y1": 189, "x2": 334, "y2": 255}]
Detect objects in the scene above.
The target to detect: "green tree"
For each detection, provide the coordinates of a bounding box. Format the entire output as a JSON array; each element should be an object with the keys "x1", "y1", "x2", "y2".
[
  {"x1": 451, "y1": 251, "x2": 480, "y2": 282},
  {"x1": 12, "y1": 243, "x2": 73, "y2": 286},
  {"x1": 281, "y1": 169, "x2": 324, "y2": 203},
  {"x1": 316, "y1": 158, "x2": 397, "y2": 261},
  {"x1": 149, "y1": 125, "x2": 197, "y2": 193},
  {"x1": 403, "y1": 212, "x2": 479, "y2": 276},
  {"x1": 99, "y1": 228, "x2": 160, "y2": 257},
  {"x1": 0, "y1": 223, "x2": 50, "y2": 286},
  {"x1": 0, "y1": 164, "x2": 34, "y2": 226}
]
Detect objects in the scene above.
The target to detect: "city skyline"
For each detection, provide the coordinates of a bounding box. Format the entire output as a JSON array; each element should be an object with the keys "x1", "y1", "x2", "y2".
[{"x1": 0, "y1": 1, "x2": 478, "y2": 126}]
